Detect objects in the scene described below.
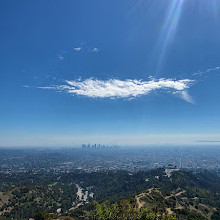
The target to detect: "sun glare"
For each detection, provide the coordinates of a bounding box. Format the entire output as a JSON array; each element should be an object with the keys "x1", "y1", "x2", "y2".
[{"x1": 156, "y1": 0, "x2": 185, "y2": 73}]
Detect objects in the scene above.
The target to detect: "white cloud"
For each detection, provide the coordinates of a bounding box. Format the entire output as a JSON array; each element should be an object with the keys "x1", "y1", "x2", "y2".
[
  {"x1": 173, "y1": 90, "x2": 194, "y2": 104},
  {"x1": 91, "y1": 47, "x2": 99, "y2": 52},
  {"x1": 74, "y1": 47, "x2": 82, "y2": 52},
  {"x1": 192, "y1": 66, "x2": 220, "y2": 76},
  {"x1": 39, "y1": 78, "x2": 194, "y2": 103},
  {"x1": 57, "y1": 55, "x2": 64, "y2": 61},
  {"x1": 73, "y1": 44, "x2": 100, "y2": 53},
  {"x1": 179, "y1": 91, "x2": 194, "y2": 104}
]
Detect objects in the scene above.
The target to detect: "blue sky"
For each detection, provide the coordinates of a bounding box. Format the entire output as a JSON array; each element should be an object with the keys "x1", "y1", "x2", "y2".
[{"x1": 1, "y1": 0, "x2": 220, "y2": 146}]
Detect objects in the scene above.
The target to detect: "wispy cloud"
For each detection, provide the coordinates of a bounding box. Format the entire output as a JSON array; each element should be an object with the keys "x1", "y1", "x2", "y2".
[
  {"x1": 192, "y1": 66, "x2": 220, "y2": 76},
  {"x1": 57, "y1": 55, "x2": 64, "y2": 61},
  {"x1": 73, "y1": 43, "x2": 100, "y2": 53},
  {"x1": 74, "y1": 47, "x2": 82, "y2": 52},
  {"x1": 91, "y1": 47, "x2": 99, "y2": 52},
  {"x1": 173, "y1": 90, "x2": 194, "y2": 104},
  {"x1": 197, "y1": 140, "x2": 220, "y2": 143},
  {"x1": 39, "y1": 78, "x2": 194, "y2": 103}
]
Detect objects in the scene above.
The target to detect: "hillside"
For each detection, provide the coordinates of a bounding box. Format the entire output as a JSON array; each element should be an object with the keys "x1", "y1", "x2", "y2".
[{"x1": 0, "y1": 168, "x2": 220, "y2": 219}]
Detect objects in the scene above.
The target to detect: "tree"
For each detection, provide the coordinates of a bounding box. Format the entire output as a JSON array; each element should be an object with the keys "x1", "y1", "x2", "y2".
[
  {"x1": 34, "y1": 211, "x2": 58, "y2": 220},
  {"x1": 83, "y1": 200, "x2": 177, "y2": 220}
]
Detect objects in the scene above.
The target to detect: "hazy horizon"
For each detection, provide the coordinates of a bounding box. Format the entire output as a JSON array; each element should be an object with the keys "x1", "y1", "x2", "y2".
[{"x1": 1, "y1": 133, "x2": 220, "y2": 148}]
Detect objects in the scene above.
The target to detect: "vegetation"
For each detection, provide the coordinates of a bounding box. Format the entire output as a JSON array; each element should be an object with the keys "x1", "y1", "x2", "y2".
[
  {"x1": 34, "y1": 211, "x2": 58, "y2": 220},
  {"x1": 83, "y1": 200, "x2": 177, "y2": 220},
  {"x1": 0, "y1": 169, "x2": 220, "y2": 219}
]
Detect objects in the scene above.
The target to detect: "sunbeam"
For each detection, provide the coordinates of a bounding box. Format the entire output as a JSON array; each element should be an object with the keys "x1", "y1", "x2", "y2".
[
  {"x1": 210, "y1": 0, "x2": 220, "y2": 18},
  {"x1": 156, "y1": 0, "x2": 185, "y2": 73}
]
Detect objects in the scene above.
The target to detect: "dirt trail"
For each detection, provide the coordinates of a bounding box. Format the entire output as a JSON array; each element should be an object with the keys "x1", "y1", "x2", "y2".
[
  {"x1": 166, "y1": 208, "x2": 173, "y2": 215},
  {"x1": 135, "y1": 188, "x2": 157, "y2": 209},
  {"x1": 135, "y1": 193, "x2": 146, "y2": 209},
  {"x1": 175, "y1": 190, "x2": 186, "y2": 197},
  {"x1": 165, "y1": 190, "x2": 186, "y2": 199}
]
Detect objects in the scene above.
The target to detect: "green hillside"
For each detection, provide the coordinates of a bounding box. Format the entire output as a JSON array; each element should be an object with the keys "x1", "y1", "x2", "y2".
[{"x1": 0, "y1": 168, "x2": 220, "y2": 219}]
